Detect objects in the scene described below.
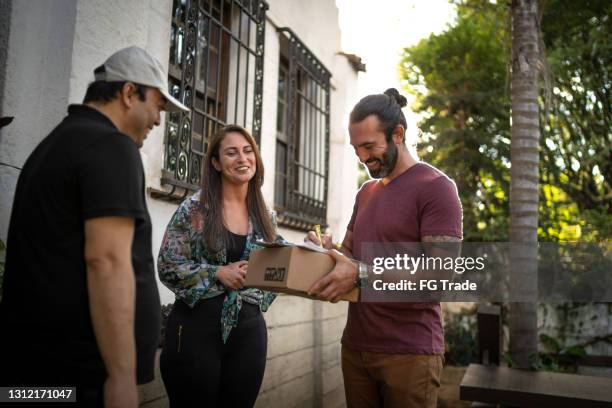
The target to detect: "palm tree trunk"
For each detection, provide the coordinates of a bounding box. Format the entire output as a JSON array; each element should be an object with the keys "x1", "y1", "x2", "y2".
[{"x1": 509, "y1": 0, "x2": 540, "y2": 369}]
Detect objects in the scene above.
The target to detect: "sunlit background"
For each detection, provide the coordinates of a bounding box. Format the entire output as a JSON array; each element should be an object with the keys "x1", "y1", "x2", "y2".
[{"x1": 336, "y1": 0, "x2": 456, "y2": 142}]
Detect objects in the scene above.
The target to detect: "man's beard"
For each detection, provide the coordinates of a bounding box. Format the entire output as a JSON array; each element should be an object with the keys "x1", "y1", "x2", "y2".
[{"x1": 365, "y1": 141, "x2": 398, "y2": 178}]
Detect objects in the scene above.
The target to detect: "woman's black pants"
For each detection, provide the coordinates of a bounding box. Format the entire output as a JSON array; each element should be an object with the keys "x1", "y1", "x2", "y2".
[{"x1": 160, "y1": 296, "x2": 267, "y2": 408}]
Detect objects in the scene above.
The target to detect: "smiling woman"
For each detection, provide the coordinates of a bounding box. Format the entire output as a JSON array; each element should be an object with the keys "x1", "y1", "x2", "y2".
[
  {"x1": 200, "y1": 125, "x2": 274, "y2": 250},
  {"x1": 157, "y1": 124, "x2": 284, "y2": 407}
]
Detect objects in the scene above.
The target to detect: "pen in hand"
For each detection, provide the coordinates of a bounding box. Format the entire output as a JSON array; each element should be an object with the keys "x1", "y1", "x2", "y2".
[{"x1": 314, "y1": 224, "x2": 323, "y2": 248}]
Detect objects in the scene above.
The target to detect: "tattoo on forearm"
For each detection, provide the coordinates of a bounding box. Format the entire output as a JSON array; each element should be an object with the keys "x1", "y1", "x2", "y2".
[
  {"x1": 422, "y1": 235, "x2": 462, "y2": 253},
  {"x1": 422, "y1": 235, "x2": 462, "y2": 242}
]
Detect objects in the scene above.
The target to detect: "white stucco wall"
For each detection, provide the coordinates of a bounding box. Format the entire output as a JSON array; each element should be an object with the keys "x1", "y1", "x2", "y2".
[
  {"x1": 327, "y1": 56, "x2": 361, "y2": 241},
  {"x1": 259, "y1": 18, "x2": 281, "y2": 210},
  {"x1": 0, "y1": 0, "x2": 78, "y2": 241},
  {"x1": 266, "y1": 0, "x2": 343, "y2": 73}
]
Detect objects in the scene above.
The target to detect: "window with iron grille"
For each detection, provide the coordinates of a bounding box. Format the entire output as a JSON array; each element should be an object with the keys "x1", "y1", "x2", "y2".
[
  {"x1": 274, "y1": 28, "x2": 331, "y2": 230},
  {"x1": 156, "y1": 0, "x2": 267, "y2": 200}
]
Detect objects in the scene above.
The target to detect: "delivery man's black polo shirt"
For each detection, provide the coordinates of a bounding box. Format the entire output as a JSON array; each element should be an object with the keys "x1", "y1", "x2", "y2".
[{"x1": 0, "y1": 105, "x2": 161, "y2": 386}]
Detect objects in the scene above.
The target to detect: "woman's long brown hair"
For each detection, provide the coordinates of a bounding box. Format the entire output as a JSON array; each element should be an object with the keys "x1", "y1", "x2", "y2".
[{"x1": 200, "y1": 125, "x2": 275, "y2": 252}]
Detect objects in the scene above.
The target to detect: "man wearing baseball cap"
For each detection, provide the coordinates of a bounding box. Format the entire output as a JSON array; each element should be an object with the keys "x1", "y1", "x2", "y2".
[{"x1": 0, "y1": 46, "x2": 188, "y2": 407}]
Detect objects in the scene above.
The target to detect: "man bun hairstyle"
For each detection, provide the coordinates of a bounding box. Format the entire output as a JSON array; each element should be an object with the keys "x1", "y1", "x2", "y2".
[
  {"x1": 383, "y1": 88, "x2": 407, "y2": 108},
  {"x1": 350, "y1": 87, "x2": 408, "y2": 142}
]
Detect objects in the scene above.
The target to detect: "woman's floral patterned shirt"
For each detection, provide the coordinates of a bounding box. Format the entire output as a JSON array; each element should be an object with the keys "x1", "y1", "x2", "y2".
[{"x1": 158, "y1": 191, "x2": 284, "y2": 342}]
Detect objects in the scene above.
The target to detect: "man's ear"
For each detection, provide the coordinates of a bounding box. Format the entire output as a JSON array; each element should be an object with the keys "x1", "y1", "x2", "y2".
[
  {"x1": 119, "y1": 82, "x2": 137, "y2": 108},
  {"x1": 392, "y1": 124, "x2": 405, "y2": 145}
]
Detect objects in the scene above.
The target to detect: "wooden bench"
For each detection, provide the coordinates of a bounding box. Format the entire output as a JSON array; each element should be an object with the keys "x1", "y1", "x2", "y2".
[
  {"x1": 460, "y1": 363, "x2": 612, "y2": 407},
  {"x1": 460, "y1": 304, "x2": 612, "y2": 407}
]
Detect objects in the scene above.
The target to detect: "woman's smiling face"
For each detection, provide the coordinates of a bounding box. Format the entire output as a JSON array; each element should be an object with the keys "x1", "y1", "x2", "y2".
[{"x1": 212, "y1": 131, "x2": 257, "y2": 185}]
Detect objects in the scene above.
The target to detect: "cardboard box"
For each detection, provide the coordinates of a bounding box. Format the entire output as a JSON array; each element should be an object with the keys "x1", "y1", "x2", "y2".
[{"x1": 244, "y1": 242, "x2": 359, "y2": 302}]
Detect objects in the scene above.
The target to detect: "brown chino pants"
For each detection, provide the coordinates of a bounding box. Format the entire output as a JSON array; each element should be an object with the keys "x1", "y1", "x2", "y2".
[{"x1": 341, "y1": 345, "x2": 443, "y2": 408}]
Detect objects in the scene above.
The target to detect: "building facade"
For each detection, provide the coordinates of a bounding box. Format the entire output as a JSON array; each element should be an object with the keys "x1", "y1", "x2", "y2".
[{"x1": 0, "y1": 0, "x2": 362, "y2": 406}]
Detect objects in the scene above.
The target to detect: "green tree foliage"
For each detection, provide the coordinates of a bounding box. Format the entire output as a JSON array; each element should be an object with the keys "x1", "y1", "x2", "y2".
[
  {"x1": 400, "y1": 0, "x2": 611, "y2": 242},
  {"x1": 400, "y1": 1, "x2": 511, "y2": 241},
  {"x1": 540, "y1": 0, "x2": 611, "y2": 241}
]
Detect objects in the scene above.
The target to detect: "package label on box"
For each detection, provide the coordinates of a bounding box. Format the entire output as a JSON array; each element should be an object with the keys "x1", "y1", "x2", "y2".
[{"x1": 244, "y1": 241, "x2": 359, "y2": 302}]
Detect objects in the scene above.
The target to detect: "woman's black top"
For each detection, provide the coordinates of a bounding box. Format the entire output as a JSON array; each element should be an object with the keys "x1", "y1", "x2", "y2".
[{"x1": 226, "y1": 230, "x2": 247, "y2": 263}]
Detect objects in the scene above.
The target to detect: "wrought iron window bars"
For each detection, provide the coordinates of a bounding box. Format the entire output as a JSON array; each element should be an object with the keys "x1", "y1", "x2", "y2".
[
  {"x1": 274, "y1": 28, "x2": 331, "y2": 230},
  {"x1": 158, "y1": 0, "x2": 268, "y2": 200}
]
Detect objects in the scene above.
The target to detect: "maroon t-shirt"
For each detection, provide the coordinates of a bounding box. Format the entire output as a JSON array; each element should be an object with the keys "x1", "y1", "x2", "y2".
[{"x1": 342, "y1": 162, "x2": 462, "y2": 354}]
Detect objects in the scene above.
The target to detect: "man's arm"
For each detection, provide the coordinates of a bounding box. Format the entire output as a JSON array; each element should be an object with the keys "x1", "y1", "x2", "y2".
[
  {"x1": 85, "y1": 216, "x2": 138, "y2": 407},
  {"x1": 418, "y1": 235, "x2": 463, "y2": 295},
  {"x1": 308, "y1": 233, "x2": 462, "y2": 302},
  {"x1": 421, "y1": 235, "x2": 461, "y2": 261}
]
